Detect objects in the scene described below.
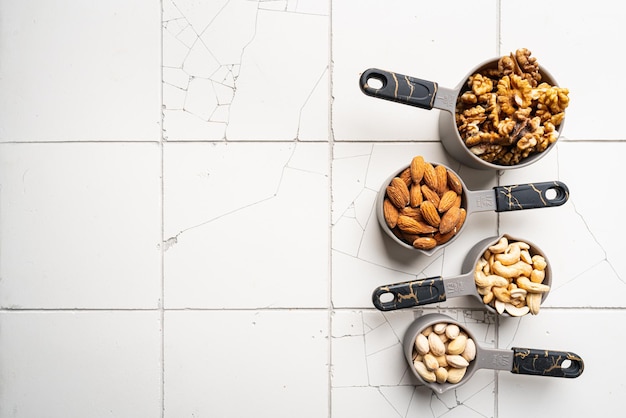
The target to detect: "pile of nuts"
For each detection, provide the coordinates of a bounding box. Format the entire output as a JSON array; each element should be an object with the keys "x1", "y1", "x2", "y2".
[
  {"x1": 382, "y1": 155, "x2": 467, "y2": 250},
  {"x1": 455, "y1": 48, "x2": 570, "y2": 165},
  {"x1": 474, "y1": 236, "x2": 550, "y2": 316},
  {"x1": 412, "y1": 322, "x2": 476, "y2": 385}
]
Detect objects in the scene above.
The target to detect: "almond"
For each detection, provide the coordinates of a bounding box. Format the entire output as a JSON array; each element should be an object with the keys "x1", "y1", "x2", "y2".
[
  {"x1": 413, "y1": 236, "x2": 437, "y2": 250},
  {"x1": 399, "y1": 167, "x2": 412, "y2": 187},
  {"x1": 386, "y1": 177, "x2": 410, "y2": 208},
  {"x1": 420, "y1": 200, "x2": 441, "y2": 227},
  {"x1": 423, "y1": 162, "x2": 438, "y2": 192},
  {"x1": 447, "y1": 169, "x2": 463, "y2": 194},
  {"x1": 438, "y1": 190, "x2": 458, "y2": 213},
  {"x1": 435, "y1": 165, "x2": 448, "y2": 195},
  {"x1": 409, "y1": 183, "x2": 423, "y2": 207},
  {"x1": 383, "y1": 198, "x2": 399, "y2": 228},
  {"x1": 410, "y1": 155, "x2": 426, "y2": 184},
  {"x1": 421, "y1": 184, "x2": 440, "y2": 207},
  {"x1": 400, "y1": 206, "x2": 423, "y2": 221},
  {"x1": 397, "y1": 215, "x2": 438, "y2": 234},
  {"x1": 439, "y1": 206, "x2": 461, "y2": 234}
]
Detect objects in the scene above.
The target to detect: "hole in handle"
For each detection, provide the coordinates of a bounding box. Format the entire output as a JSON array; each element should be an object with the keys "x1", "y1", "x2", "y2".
[
  {"x1": 378, "y1": 292, "x2": 394, "y2": 304},
  {"x1": 364, "y1": 72, "x2": 387, "y2": 90}
]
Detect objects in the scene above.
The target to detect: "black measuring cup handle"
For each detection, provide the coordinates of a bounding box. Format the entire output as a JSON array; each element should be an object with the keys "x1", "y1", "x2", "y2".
[
  {"x1": 359, "y1": 68, "x2": 437, "y2": 110},
  {"x1": 494, "y1": 181, "x2": 569, "y2": 212},
  {"x1": 372, "y1": 277, "x2": 446, "y2": 311},
  {"x1": 512, "y1": 347, "x2": 584, "y2": 378}
]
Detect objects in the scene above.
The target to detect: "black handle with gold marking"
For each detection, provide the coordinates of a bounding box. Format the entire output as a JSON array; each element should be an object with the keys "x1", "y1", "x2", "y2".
[
  {"x1": 511, "y1": 347, "x2": 584, "y2": 378},
  {"x1": 359, "y1": 68, "x2": 437, "y2": 109},
  {"x1": 494, "y1": 181, "x2": 569, "y2": 212},
  {"x1": 372, "y1": 278, "x2": 446, "y2": 311}
]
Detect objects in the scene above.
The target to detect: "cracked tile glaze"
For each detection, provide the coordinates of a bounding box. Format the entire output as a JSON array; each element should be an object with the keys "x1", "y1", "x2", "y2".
[{"x1": 162, "y1": 0, "x2": 328, "y2": 140}]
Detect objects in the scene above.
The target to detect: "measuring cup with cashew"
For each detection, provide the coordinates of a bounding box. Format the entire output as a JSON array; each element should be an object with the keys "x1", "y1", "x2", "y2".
[
  {"x1": 404, "y1": 313, "x2": 584, "y2": 393},
  {"x1": 378, "y1": 155, "x2": 569, "y2": 256},
  {"x1": 372, "y1": 234, "x2": 551, "y2": 316}
]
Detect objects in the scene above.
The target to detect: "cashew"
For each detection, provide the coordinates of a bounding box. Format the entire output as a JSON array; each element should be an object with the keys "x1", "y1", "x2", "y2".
[
  {"x1": 517, "y1": 276, "x2": 550, "y2": 293},
  {"x1": 505, "y1": 303, "x2": 530, "y2": 317},
  {"x1": 531, "y1": 254, "x2": 547, "y2": 271},
  {"x1": 510, "y1": 288, "x2": 527, "y2": 300},
  {"x1": 492, "y1": 286, "x2": 511, "y2": 303},
  {"x1": 475, "y1": 257, "x2": 488, "y2": 273},
  {"x1": 475, "y1": 272, "x2": 508, "y2": 288},
  {"x1": 526, "y1": 293, "x2": 541, "y2": 315},
  {"x1": 530, "y1": 268, "x2": 545, "y2": 283},
  {"x1": 495, "y1": 243, "x2": 521, "y2": 266},
  {"x1": 520, "y1": 249, "x2": 532, "y2": 264},
  {"x1": 495, "y1": 299, "x2": 506, "y2": 314},
  {"x1": 482, "y1": 291, "x2": 494, "y2": 304},
  {"x1": 488, "y1": 237, "x2": 508, "y2": 253},
  {"x1": 492, "y1": 260, "x2": 532, "y2": 279}
]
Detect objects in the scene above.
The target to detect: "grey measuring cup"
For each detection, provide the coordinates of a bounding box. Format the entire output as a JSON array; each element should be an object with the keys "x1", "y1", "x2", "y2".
[
  {"x1": 359, "y1": 56, "x2": 565, "y2": 170},
  {"x1": 372, "y1": 234, "x2": 551, "y2": 317},
  {"x1": 404, "y1": 313, "x2": 584, "y2": 394},
  {"x1": 377, "y1": 160, "x2": 569, "y2": 256}
]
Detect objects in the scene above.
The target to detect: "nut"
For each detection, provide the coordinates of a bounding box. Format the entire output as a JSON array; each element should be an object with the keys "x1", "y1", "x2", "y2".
[
  {"x1": 413, "y1": 237, "x2": 437, "y2": 250},
  {"x1": 413, "y1": 322, "x2": 476, "y2": 386},
  {"x1": 447, "y1": 334, "x2": 468, "y2": 355},
  {"x1": 386, "y1": 177, "x2": 410, "y2": 208},
  {"x1": 474, "y1": 238, "x2": 549, "y2": 315},
  {"x1": 446, "y1": 366, "x2": 467, "y2": 384},
  {"x1": 410, "y1": 156, "x2": 426, "y2": 184},
  {"x1": 439, "y1": 206, "x2": 461, "y2": 234},
  {"x1": 428, "y1": 332, "x2": 446, "y2": 356},
  {"x1": 383, "y1": 156, "x2": 468, "y2": 251},
  {"x1": 456, "y1": 49, "x2": 569, "y2": 166},
  {"x1": 420, "y1": 201, "x2": 441, "y2": 227},
  {"x1": 415, "y1": 333, "x2": 430, "y2": 355},
  {"x1": 438, "y1": 190, "x2": 459, "y2": 213},
  {"x1": 383, "y1": 198, "x2": 399, "y2": 228}
]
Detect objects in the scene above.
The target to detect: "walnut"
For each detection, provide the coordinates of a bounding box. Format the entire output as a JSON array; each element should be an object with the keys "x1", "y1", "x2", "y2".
[
  {"x1": 497, "y1": 75, "x2": 533, "y2": 115},
  {"x1": 468, "y1": 73, "x2": 494, "y2": 96},
  {"x1": 515, "y1": 48, "x2": 541, "y2": 87},
  {"x1": 455, "y1": 49, "x2": 569, "y2": 165}
]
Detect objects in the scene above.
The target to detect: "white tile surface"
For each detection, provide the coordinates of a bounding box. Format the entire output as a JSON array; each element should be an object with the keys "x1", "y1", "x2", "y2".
[
  {"x1": 164, "y1": 310, "x2": 329, "y2": 418},
  {"x1": 163, "y1": 142, "x2": 329, "y2": 309},
  {"x1": 1, "y1": 0, "x2": 624, "y2": 416},
  {"x1": 0, "y1": 0, "x2": 161, "y2": 141},
  {"x1": 0, "y1": 143, "x2": 161, "y2": 309},
  {"x1": 0, "y1": 311, "x2": 161, "y2": 418}
]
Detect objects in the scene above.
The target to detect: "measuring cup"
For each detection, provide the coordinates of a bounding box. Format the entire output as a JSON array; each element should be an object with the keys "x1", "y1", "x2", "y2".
[
  {"x1": 359, "y1": 57, "x2": 564, "y2": 170},
  {"x1": 372, "y1": 234, "x2": 551, "y2": 316},
  {"x1": 377, "y1": 160, "x2": 569, "y2": 256},
  {"x1": 404, "y1": 313, "x2": 584, "y2": 393}
]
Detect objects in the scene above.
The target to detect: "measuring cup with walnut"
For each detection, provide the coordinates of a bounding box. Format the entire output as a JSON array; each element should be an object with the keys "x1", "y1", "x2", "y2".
[{"x1": 360, "y1": 49, "x2": 568, "y2": 169}]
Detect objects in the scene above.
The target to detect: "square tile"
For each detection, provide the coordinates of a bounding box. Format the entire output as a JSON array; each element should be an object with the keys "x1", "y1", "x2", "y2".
[
  {"x1": 499, "y1": 142, "x2": 626, "y2": 308},
  {"x1": 163, "y1": 142, "x2": 329, "y2": 308},
  {"x1": 331, "y1": 309, "x2": 496, "y2": 418},
  {"x1": 0, "y1": 0, "x2": 161, "y2": 141},
  {"x1": 164, "y1": 310, "x2": 329, "y2": 418},
  {"x1": 332, "y1": 0, "x2": 497, "y2": 141},
  {"x1": 0, "y1": 311, "x2": 161, "y2": 418},
  {"x1": 162, "y1": 0, "x2": 329, "y2": 140},
  {"x1": 501, "y1": 1, "x2": 624, "y2": 140},
  {"x1": 0, "y1": 143, "x2": 161, "y2": 309},
  {"x1": 331, "y1": 142, "x2": 498, "y2": 308},
  {"x1": 498, "y1": 309, "x2": 621, "y2": 417}
]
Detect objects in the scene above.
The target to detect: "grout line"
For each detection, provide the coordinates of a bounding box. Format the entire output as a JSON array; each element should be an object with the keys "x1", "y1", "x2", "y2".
[
  {"x1": 159, "y1": 1, "x2": 166, "y2": 416},
  {"x1": 327, "y1": 0, "x2": 334, "y2": 416}
]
